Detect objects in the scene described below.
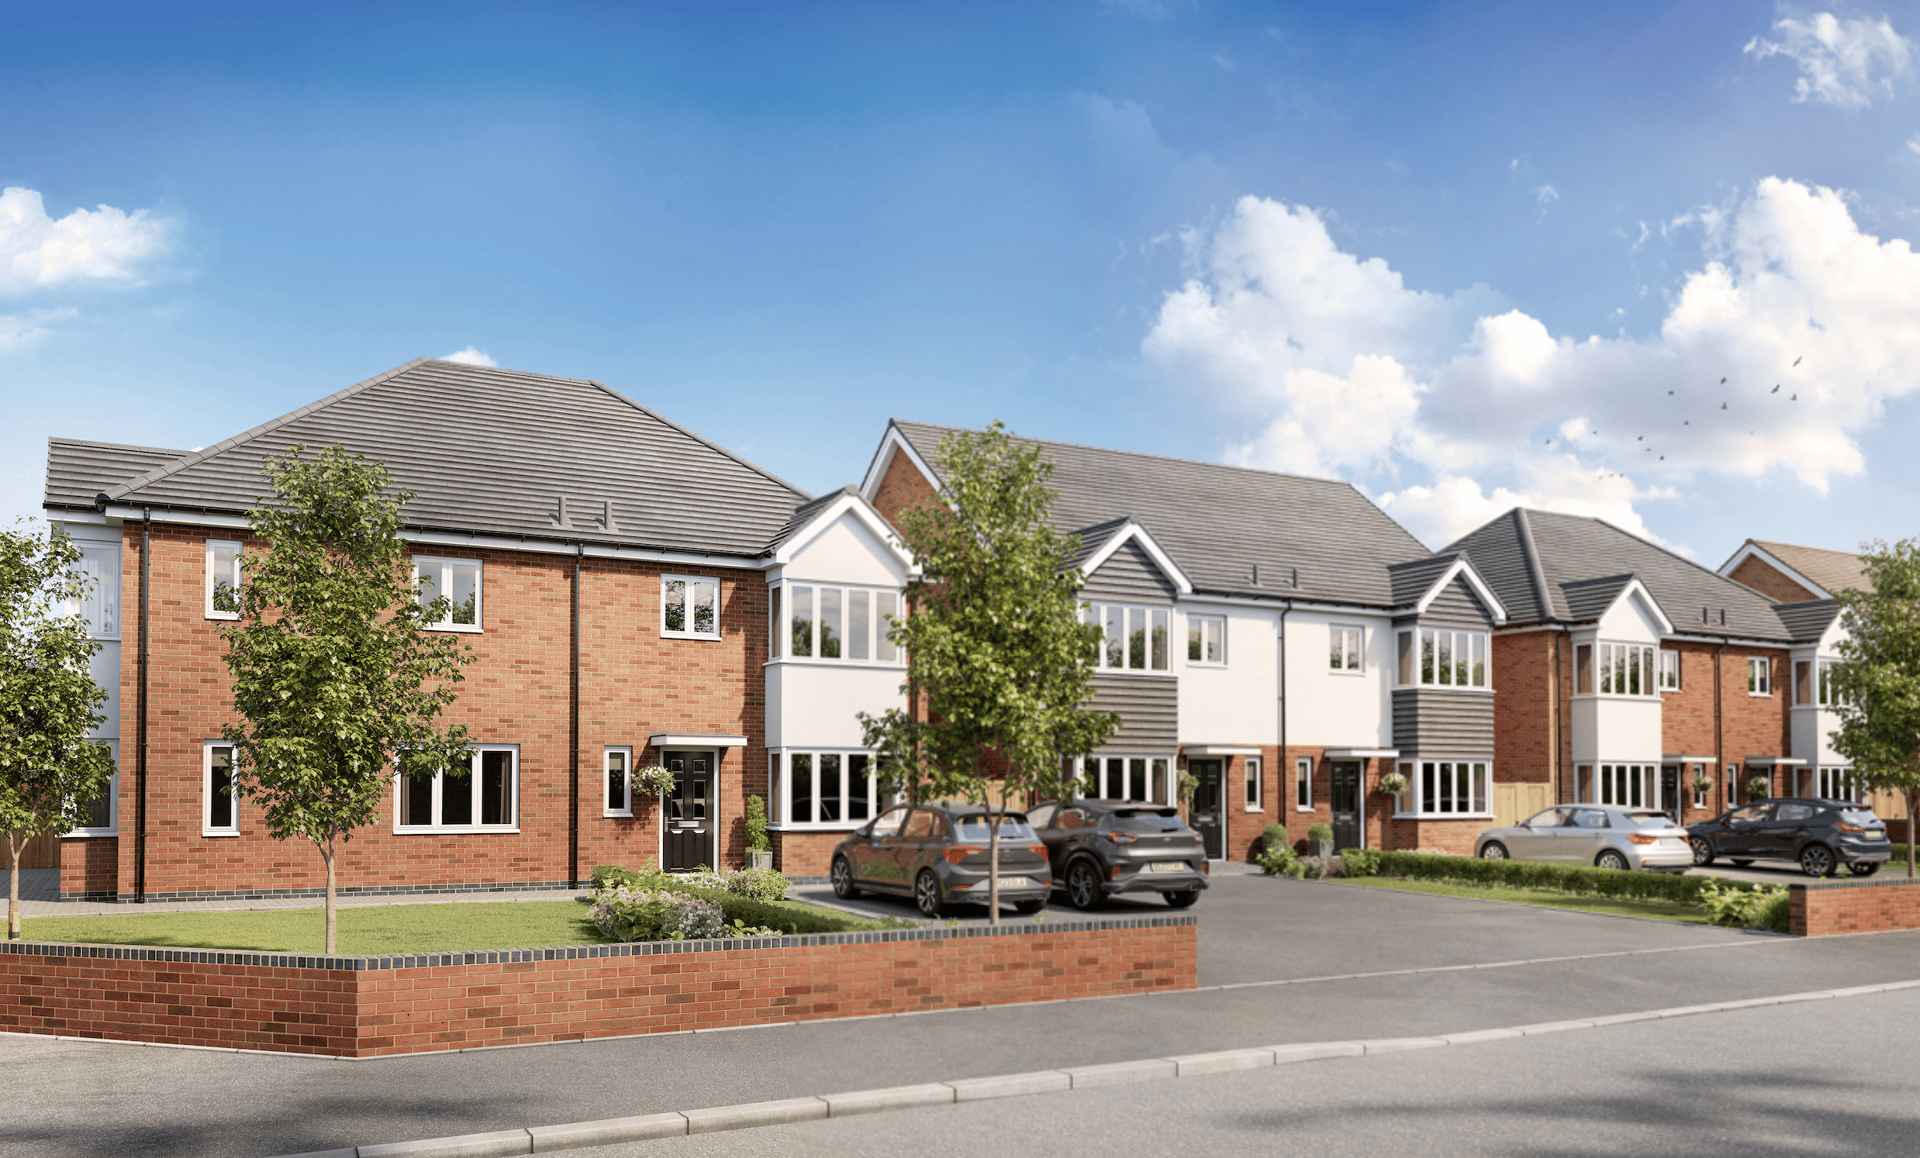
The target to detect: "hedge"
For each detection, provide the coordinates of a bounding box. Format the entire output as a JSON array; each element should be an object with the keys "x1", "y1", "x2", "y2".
[
  {"x1": 1355, "y1": 850, "x2": 1769, "y2": 906},
  {"x1": 590, "y1": 864, "x2": 909, "y2": 934}
]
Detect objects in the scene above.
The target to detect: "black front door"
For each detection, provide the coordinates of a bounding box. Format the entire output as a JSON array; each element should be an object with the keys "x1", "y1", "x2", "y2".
[
  {"x1": 663, "y1": 751, "x2": 713, "y2": 871},
  {"x1": 1188, "y1": 759, "x2": 1223, "y2": 859},
  {"x1": 1660, "y1": 765, "x2": 1681, "y2": 822},
  {"x1": 1331, "y1": 761, "x2": 1362, "y2": 850}
]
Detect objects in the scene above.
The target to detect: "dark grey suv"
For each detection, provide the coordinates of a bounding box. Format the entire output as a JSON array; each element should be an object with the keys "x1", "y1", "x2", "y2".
[
  {"x1": 1687, "y1": 798, "x2": 1892, "y2": 878},
  {"x1": 1027, "y1": 800, "x2": 1208, "y2": 911},
  {"x1": 829, "y1": 801, "x2": 1052, "y2": 917}
]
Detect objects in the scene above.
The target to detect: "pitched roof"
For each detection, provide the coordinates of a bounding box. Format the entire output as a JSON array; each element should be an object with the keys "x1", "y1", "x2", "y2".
[
  {"x1": 882, "y1": 421, "x2": 1432, "y2": 608},
  {"x1": 1745, "y1": 540, "x2": 1872, "y2": 596},
  {"x1": 1386, "y1": 554, "x2": 1457, "y2": 607},
  {"x1": 1774, "y1": 599, "x2": 1842, "y2": 644},
  {"x1": 82, "y1": 359, "x2": 812, "y2": 557},
  {"x1": 1447, "y1": 509, "x2": 1796, "y2": 641},
  {"x1": 44, "y1": 438, "x2": 191, "y2": 512}
]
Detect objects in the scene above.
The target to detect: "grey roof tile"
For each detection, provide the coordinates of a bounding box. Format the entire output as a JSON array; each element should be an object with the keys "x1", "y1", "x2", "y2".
[
  {"x1": 44, "y1": 438, "x2": 191, "y2": 511},
  {"x1": 1774, "y1": 599, "x2": 1841, "y2": 643},
  {"x1": 1558, "y1": 574, "x2": 1636, "y2": 622},
  {"x1": 1386, "y1": 554, "x2": 1457, "y2": 607}
]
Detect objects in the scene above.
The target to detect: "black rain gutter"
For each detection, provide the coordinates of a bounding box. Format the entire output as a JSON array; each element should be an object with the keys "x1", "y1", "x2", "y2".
[
  {"x1": 135, "y1": 508, "x2": 151, "y2": 903},
  {"x1": 569, "y1": 543, "x2": 582, "y2": 891},
  {"x1": 1278, "y1": 601, "x2": 1291, "y2": 822}
]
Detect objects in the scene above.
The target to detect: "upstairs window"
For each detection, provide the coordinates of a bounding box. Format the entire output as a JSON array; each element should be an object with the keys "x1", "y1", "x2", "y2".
[
  {"x1": 415, "y1": 557, "x2": 481, "y2": 631},
  {"x1": 1797, "y1": 660, "x2": 1838, "y2": 706},
  {"x1": 1657, "y1": 649, "x2": 1680, "y2": 691},
  {"x1": 662, "y1": 575, "x2": 720, "y2": 639},
  {"x1": 1596, "y1": 643, "x2": 1654, "y2": 696},
  {"x1": 1085, "y1": 603, "x2": 1170, "y2": 672},
  {"x1": 1397, "y1": 629, "x2": 1487, "y2": 688},
  {"x1": 207, "y1": 540, "x2": 243, "y2": 620},
  {"x1": 1187, "y1": 614, "x2": 1226, "y2": 666},
  {"x1": 1330, "y1": 626, "x2": 1363, "y2": 672},
  {"x1": 778, "y1": 584, "x2": 901, "y2": 663},
  {"x1": 1748, "y1": 656, "x2": 1771, "y2": 697}
]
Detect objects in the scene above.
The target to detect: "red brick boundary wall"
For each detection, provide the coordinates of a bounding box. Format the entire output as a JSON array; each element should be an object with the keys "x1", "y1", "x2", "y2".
[
  {"x1": 0, "y1": 917, "x2": 1195, "y2": 1058},
  {"x1": 1791, "y1": 876, "x2": 1920, "y2": 936}
]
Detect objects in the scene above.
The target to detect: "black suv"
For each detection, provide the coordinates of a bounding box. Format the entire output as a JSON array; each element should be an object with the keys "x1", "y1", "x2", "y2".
[
  {"x1": 1687, "y1": 798, "x2": 1892, "y2": 878},
  {"x1": 1026, "y1": 799, "x2": 1208, "y2": 910}
]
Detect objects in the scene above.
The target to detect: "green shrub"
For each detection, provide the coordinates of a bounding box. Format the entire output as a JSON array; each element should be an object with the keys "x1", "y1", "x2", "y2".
[
  {"x1": 1699, "y1": 879, "x2": 1790, "y2": 931},
  {"x1": 1258, "y1": 842, "x2": 1305, "y2": 879},
  {"x1": 1338, "y1": 848, "x2": 1382, "y2": 877},
  {"x1": 1367, "y1": 851, "x2": 1770, "y2": 907},
  {"x1": 590, "y1": 887, "x2": 729, "y2": 941},
  {"x1": 1262, "y1": 823, "x2": 1288, "y2": 852},
  {"x1": 679, "y1": 887, "x2": 895, "y2": 935},
  {"x1": 724, "y1": 866, "x2": 790, "y2": 902},
  {"x1": 591, "y1": 860, "x2": 673, "y2": 892},
  {"x1": 1306, "y1": 822, "x2": 1334, "y2": 847},
  {"x1": 745, "y1": 795, "x2": 772, "y2": 853}
]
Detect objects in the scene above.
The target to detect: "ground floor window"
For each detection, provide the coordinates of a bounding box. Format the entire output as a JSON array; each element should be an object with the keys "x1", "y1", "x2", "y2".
[
  {"x1": 1077, "y1": 755, "x2": 1171, "y2": 804},
  {"x1": 1295, "y1": 757, "x2": 1312, "y2": 810},
  {"x1": 66, "y1": 740, "x2": 119, "y2": 837},
  {"x1": 1576, "y1": 763, "x2": 1658, "y2": 809},
  {"x1": 1244, "y1": 756, "x2": 1263, "y2": 810},
  {"x1": 771, "y1": 750, "x2": 877, "y2": 826},
  {"x1": 397, "y1": 746, "x2": 518, "y2": 832},
  {"x1": 605, "y1": 746, "x2": 633, "y2": 816},
  {"x1": 204, "y1": 742, "x2": 238, "y2": 835},
  {"x1": 1396, "y1": 759, "x2": 1490, "y2": 816},
  {"x1": 1817, "y1": 765, "x2": 1864, "y2": 803}
]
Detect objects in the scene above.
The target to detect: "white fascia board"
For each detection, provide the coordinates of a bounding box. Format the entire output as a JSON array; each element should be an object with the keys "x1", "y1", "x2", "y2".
[
  {"x1": 1663, "y1": 753, "x2": 1719, "y2": 763},
  {"x1": 1604, "y1": 577, "x2": 1677, "y2": 637},
  {"x1": 1663, "y1": 632, "x2": 1794, "y2": 649},
  {"x1": 768, "y1": 492, "x2": 916, "y2": 571},
  {"x1": 650, "y1": 733, "x2": 749, "y2": 748},
  {"x1": 104, "y1": 504, "x2": 252, "y2": 530},
  {"x1": 859, "y1": 425, "x2": 944, "y2": 502},
  {"x1": 1325, "y1": 747, "x2": 1400, "y2": 759},
  {"x1": 1181, "y1": 744, "x2": 1264, "y2": 756},
  {"x1": 1079, "y1": 520, "x2": 1193, "y2": 596},
  {"x1": 1183, "y1": 592, "x2": 1396, "y2": 617},
  {"x1": 1720, "y1": 543, "x2": 1832, "y2": 599},
  {"x1": 1412, "y1": 556, "x2": 1510, "y2": 625},
  {"x1": 47, "y1": 509, "x2": 115, "y2": 527}
]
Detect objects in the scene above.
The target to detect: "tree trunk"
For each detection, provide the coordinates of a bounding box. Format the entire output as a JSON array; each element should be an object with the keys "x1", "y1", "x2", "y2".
[
  {"x1": 323, "y1": 837, "x2": 338, "y2": 954},
  {"x1": 7, "y1": 832, "x2": 22, "y2": 941},
  {"x1": 1908, "y1": 787, "x2": 1917, "y2": 879}
]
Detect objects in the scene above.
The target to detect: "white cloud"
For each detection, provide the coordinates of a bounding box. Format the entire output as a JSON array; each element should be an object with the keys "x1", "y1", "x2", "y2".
[
  {"x1": 440, "y1": 346, "x2": 497, "y2": 367},
  {"x1": 0, "y1": 187, "x2": 173, "y2": 295},
  {"x1": 1146, "y1": 179, "x2": 1920, "y2": 547},
  {"x1": 0, "y1": 307, "x2": 77, "y2": 352},
  {"x1": 1745, "y1": 11, "x2": 1913, "y2": 108}
]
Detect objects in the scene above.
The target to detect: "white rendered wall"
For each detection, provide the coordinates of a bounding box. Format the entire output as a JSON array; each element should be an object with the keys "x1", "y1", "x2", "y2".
[
  {"x1": 1177, "y1": 602, "x2": 1276, "y2": 743},
  {"x1": 1282, "y1": 609, "x2": 1392, "y2": 748},
  {"x1": 1570, "y1": 605, "x2": 1663, "y2": 763},
  {"x1": 776, "y1": 511, "x2": 911, "y2": 588},
  {"x1": 766, "y1": 662, "x2": 907, "y2": 749}
]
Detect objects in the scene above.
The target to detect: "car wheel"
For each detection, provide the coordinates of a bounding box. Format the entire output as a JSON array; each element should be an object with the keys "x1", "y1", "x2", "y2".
[
  {"x1": 830, "y1": 857, "x2": 861, "y2": 899},
  {"x1": 1480, "y1": 841, "x2": 1509, "y2": 860},
  {"x1": 1730, "y1": 859, "x2": 1753, "y2": 867},
  {"x1": 1690, "y1": 837, "x2": 1715, "y2": 867},
  {"x1": 1595, "y1": 849, "x2": 1630, "y2": 872},
  {"x1": 1012, "y1": 899, "x2": 1045, "y2": 915},
  {"x1": 1799, "y1": 844, "x2": 1836, "y2": 879},
  {"x1": 914, "y1": 870, "x2": 946, "y2": 918},
  {"x1": 1850, "y1": 861, "x2": 1882, "y2": 879},
  {"x1": 1164, "y1": 889, "x2": 1199, "y2": 909},
  {"x1": 1066, "y1": 860, "x2": 1105, "y2": 912}
]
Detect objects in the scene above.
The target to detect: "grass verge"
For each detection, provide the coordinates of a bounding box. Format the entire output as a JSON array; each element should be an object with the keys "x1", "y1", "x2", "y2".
[
  {"x1": 1333, "y1": 876, "x2": 1713, "y2": 925},
  {"x1": 21, "y1": 895, "x2": 894, "y2": 955}
]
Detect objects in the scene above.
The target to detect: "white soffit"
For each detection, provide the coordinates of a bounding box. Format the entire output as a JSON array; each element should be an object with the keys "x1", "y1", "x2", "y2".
[
  {"x1": 1744, "y1": 756, "x2": 1808, "y2": 766},
  {"x1": 1181, "y1": 744, "x2": 1263, "y2": 756},
  {"x1": 649, "y1": 733, "x2": 749, "y2": 748},
  {"x1": 1325, "y1": 748, "x2": 1400, "y2": 759},
  {"x1": 1662, "y1": 754, "x2": 1719, "y2": 764}
]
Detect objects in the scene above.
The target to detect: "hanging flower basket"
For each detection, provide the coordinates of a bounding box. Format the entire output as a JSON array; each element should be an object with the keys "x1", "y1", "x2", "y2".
[
  {"x1": 1377, "y1": 770, "x2": 1408, "y2": 797},
  {"x1": 1690, "y1": 774, "x2": 1713, "y2": 798},
  {"x1": 634, "y1": 764, "x2": 675, "y2": 799}
]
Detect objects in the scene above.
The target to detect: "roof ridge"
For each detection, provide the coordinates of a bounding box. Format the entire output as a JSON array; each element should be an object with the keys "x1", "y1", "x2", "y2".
[
  {"x1": 590, "y1": 379, "x2": 811, "y2": 503},
  {"x1": 49, "y1": 435, "x2": 191, "y2": 458},
  {"x1": 1511, "y1": 508, "x2": 1555, "y2": 621},
  {"x1": 1529, "y1": 508, "x2": 1770, "y2": 608},
  {"x1": 101, "y1": 358, "x2": 432, "y2": 504}
]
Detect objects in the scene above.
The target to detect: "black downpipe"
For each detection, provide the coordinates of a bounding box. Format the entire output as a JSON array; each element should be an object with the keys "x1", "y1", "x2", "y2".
[
  {"x1": 135, "y1": 509, "x2": 151, "y2": 903},
  {"x1": 1715, "y1": 642, "x2": 1726, "y2": 806},
  {"x1": 1278, "y1": 603, "x2": 1290, "y2": 838},
  {"x1": 1552, "y1": 631, "x2": 1563, "y2": 804},
  {"x1": 569, "y1": 545, "x2": 582, "y2": 890}
]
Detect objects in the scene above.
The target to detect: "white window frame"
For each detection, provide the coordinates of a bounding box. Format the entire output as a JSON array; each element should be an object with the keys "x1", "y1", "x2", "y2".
[
  {"x1": 1657, "y1": 649, "x2": 1680, "y2": 692},
  {"x1": 1329, "y1": 625, "x2": 1364, "y2": 674},
  {"x1": 1396, "y1": 628, "x2": 1490, "y2": 689},
  {"x1": 204, "y1": 741, "x2": 239, "y2": 837},
  {"x1": 1817, "y1": 765, "x2": 1864, "y2": 803},
  {"x1": 1295, "y1": 757, "x2": 1313, "y2": 812},
  {"x1": 1691, "y1": 765, "x2": 1710, "y2": 810},
  {"x1": 1748, "y1": 656, "x2": 1772, "y2": 697},
  {"x1": 393, "y1": 745, "x2": 520, "y2": 833},
  {"x1": 414, "y1": 555, "x2": 483, "y2": 633},
  {"x1": 64, "y1": 740, "x2": 119, "y2": 837},
  {"x1": 1725, "y1": 764, "x2": 1738, "y2": 807},
  {"x1": 771, "y1": 582, "x2": 903, "y2": 664},
  {"x1": 604, "y1": 745, "x2": 633, "y2": 818},
  {"x1": 1395, "y1": 759, "x2": 1493, "y2": 818},
  {"x1": 1077, "y1": 755, "x2": 1173, "y2": 803},
  {"x1": 1589, "y1": 642, "x2": 1656, "y2": 697},
  {"x1": 1575, "y1": 762, "x2": 1659, "y2": 808},
  {"x1": 1085, "y1": 603, "x2": 1173, "y2": 673},
  {"x1": 206, "y1": 539, "x2": 242, "y2": 621},
  {"x1": 770, "y1": 749, "x2": 882, "y2": 828},
  {"x1": 1187, "y1": 613, "x2": 1227, "y2": 667},
  {"x1": 69, "y1": 541, "x2": 121, "y2": 638},
  {"x1": 1244, "y1": 756, "x2": 1263, "y2": 812},
  {"x1": 662, "y1": 574, "x2": 722, "y2": 641}
]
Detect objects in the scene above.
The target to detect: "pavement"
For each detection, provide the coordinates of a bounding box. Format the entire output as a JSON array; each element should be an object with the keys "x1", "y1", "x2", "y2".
[{"x1": 7, "y1": 865, "x2": 1920, "y2": 1156}]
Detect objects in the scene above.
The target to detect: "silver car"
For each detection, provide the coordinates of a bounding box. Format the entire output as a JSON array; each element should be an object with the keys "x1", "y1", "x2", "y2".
[{"x1": 1475, "y1": 806, "x2": 1694, "y2": 872}]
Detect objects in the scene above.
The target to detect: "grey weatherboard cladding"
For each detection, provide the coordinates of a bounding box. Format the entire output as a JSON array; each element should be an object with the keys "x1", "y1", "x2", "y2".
[
  {"x1": 91, "y1": 359, "x2": 812, "y2": 558},
  {"x1": 1081, "y1": 539, "x2": 1179, "y2": 603},
  {"x1": 1392, "y1": 690, "x2": 1496, "y2": 760},
  {"x1": 1087, "y1": 673, "x2": 1177, "y2": 753}
]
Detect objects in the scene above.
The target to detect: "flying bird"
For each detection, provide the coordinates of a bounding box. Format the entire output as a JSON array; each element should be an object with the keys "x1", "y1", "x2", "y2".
[
  {"x1": 1637, "y1": 435, "x2": 1643, "y2": 440},
  {"x1": 1721, "y1": 403, "x2": 1728, "y2": 410},
  {"x1": 1791, "y1": 394, "x2": 1797, "y2": 401},
  {"x1": 1720, "y1": 377, "x2": 1728, "y2": 384},
  {"x1": 1771, "y1": 384, "x2": 1780, "y2": 394},
  {"x1": 1793, "y1": 356, "x2": 1802, "y2": 366}
]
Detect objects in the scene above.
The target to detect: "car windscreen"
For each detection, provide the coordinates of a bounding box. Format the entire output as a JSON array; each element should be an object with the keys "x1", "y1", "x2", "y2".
[
  {"x1": 1839, "y1": 809, "x2": 1882, "y2": 827},
  {"x1": 1107, "y1": 808, "x2": 1186, "y2": 834},
  {"x1": 951, "y1": 815, "x2": 1036, "y2": 842},
  {"x1": 1626, "y1": 812, "x2": 1678, "y2": 829}
]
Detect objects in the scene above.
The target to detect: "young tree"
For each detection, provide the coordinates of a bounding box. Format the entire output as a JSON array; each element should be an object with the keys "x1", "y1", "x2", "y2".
[
  {"x1": 0, "y1": 523, "x2": 114, "y2": 939},
  {"x1": 1829, "y1": 537, "x2": 1920, "y2": 878},
  {"x1": 860, "y1": 423, "x2": 1118, "y2": 924},
  {"x1": 221, "y1": 446, "x2": 474, "y2": 952}
]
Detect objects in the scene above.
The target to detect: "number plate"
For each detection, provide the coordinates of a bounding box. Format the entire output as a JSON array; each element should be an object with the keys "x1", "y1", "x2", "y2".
[
  {"x1": 996, "y1": 877, "x2": 1035, "y2": 890},
  {"x1": 1868, "y1": 830, "x2": 1887, "y2": 840},
  {"x1": 1147, "y1": 861, "x2": 1188, "y2": 873}
]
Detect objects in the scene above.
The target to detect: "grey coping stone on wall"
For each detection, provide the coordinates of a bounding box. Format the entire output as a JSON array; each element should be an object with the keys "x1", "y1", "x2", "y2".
[
  {"x1": 525, "y1": 1112, "x2": 690, "y2": 1150},
  {"x1": 1165, "y1": 1048, "x2": 1277, "y2": 1076},
  {"x1": 1512, "y1": 1020, "x2": 1597, "y2": 1036},
  {"x1": 1266, "y1": 1041, "x2": 1366, "y2": 1065},
  {"x1": 272, "y1": 1151, "x2": 359, "y2": 1158},
  {"x1": 356, "y1": 1128, "x2": 533, "y2": 1157},
  {"x1": 1359, "y1": 1037, "x2": 1449, "y2": 1054},
  {"x1": 1063, "y1": 1058, "x2": 1180, "y2": 1089},
  {"x1": 822, "y1": 1084, "x2": 958, "y2": 1117},
  {"x1": 1437, "y1": 1028, "x2": 1524, "y2": 1045},
  {"x1": 944, "y1": 1070, "x2": 1074, "y2": 1102},
  {"x1": 681, "y1": 1097, "x2": 829, "y2": 1135}
]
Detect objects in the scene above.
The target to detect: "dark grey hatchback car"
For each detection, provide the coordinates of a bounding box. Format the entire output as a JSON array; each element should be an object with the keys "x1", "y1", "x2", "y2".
[
  {"x1": 1687, "y1": 797, "x2": 1892, "y2": 877},
  {"x1": 829, "y1": 801, "x2": 1053, "y2": 917},
  {"x1": 1026, "y1": 800, "x2": 1208, "y2": 910}
]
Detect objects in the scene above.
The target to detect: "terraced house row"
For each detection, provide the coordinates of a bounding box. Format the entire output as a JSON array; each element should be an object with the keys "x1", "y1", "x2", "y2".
[{"x1": 37, "y1": 358, "x2": 1896, "y2": 901}]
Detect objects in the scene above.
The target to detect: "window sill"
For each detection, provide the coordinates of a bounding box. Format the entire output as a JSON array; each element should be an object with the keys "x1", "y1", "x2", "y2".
[
  {"x1": 765, "y1": 657, "x2": 906, "y2": 669},
  {"x1": 206, "y1": 612, "x2": 240, "y2": 622},
  {"x1": 1093, "y1": 668, "x2": 1177, "y2": 678},
  {"x1": 1328, "y1": 669, "x2": 1367, "y2": 677},
  {"x1": 1185, "y1": 661, "x2": 1228, "y2": 670},
  {"x1": 393, "y1": 825, "x2": 521, "y2": 835},
  {"x1": 1295, "y1": 806, "x2": 1315, "y2": 813},
  {"x1": 1243, "y1": 806, "x2": 1264, "y2": 813},
  {"x1": 769, "y1": 822, "x2": 870, "y2": 832},
  {"x1": 201, "y1": 830, "x2": 240, "y2": 838},
  {"x1": 663, "y1": 632, "x2": 724, "y2": 642},
  {"x1": 1391, "y1": 812, "x2": 1495, "y2": 820},
  {"x1": 426, "y1": 624, "x2": 484, "y2": 634},
  {"x1": 62, "y1": 830, "x2": 117, "y2": 839},
  {"x1": 1747, "y1": 692, "x2": 1773, "y2": 699},
  {"x1": 603, "y1": 810, "x2": 634, "y2": 819}
]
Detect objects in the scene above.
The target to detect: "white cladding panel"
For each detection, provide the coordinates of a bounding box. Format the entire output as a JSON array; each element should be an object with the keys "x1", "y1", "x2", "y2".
[
  {"x1": 89, "y1": 641, "x2": 120, "y2": 739},
  {"x1": 766, "y1": 662, "x2": 906, "y2": 749},
  {"x1": 1572, "y1": 697, "x2": 1662, "y2": 763},
  {"x1": 1284, "y1": 610, "x2": 1392, "y2": 748},
  {"x1": 1597, "y1": 589, "x2": 1664, "y2": 644},
  {"x1": 1177, "y1": 604, "x2": 1277, "y2": 742},
  {"x1": 777, "y1": 512, "x2": 909, "y2": 588}
]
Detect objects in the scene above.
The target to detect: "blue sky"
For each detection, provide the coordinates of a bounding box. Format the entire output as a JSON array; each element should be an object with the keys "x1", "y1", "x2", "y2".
[{"x1": 8, "y1": 1, "x2": 1920, "y2": 565}]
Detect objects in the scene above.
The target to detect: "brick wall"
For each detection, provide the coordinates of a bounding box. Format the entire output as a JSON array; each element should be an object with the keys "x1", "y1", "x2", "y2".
[
  {"x1": 1491, "y1": 630, "x2": 1562, "y2": 791},
  {"x1": 870, "y1": 444, "x2": 939, "y2": 530},
  {"x1": 1791, "y1": 876, "x2": 1920, "y2": 936},
  {"x1": 1727, "y1": 555, "x2": 1819, "y2": 604},
  {"x1": 0, "y1": 917, "x2": 1196, "y2": 1057},
  {"x1": 771, "y1": 829, "x2": 847, "y2": 877}
]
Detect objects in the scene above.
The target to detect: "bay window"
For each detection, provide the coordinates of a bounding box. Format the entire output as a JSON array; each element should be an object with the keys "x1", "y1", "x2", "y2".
[
  {"x1": 1085, "y1": 604, "x2": 1171, "y2": 672},
  {"x1": 1574, "y1": 763, "x2": 1657, "y2": 807},
  {"x1": 1395, "y1": 759, "x2": 1491, "y2": 815},
  {"x1": 777, "y1": 584, "x2": 901, "y2": 663},
  {"x1": 1592, "y1": 643, "x2": 1654, "y2": 696},
  {"x1": 1396, "y1": 629, "x2": 1488, "y2": 688},
  {"x1": 771, "y1": 750, "x2": 877, "y2": 826},
  {"x1": 1076, "y1": 755, "x2": 1171, "y2": 803}
]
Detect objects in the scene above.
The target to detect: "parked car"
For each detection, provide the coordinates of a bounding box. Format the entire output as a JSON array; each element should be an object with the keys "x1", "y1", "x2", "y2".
[
  {"x1": 1687, "y1": 798, "x2": 1892, "y2": 878},
  {"x1": 829, "y1": 801, "x2": 1052, "y2": 917},
  {"x1": 1475, "y1": 805, "x2": 1694, "y2": 872},
  {"x1": 1025, "y1": 799, "x2": 1208, "y2": 910}
]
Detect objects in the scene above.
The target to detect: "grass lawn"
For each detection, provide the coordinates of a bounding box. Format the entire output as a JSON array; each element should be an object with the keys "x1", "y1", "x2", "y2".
[
  {"x1": 1332, "y1": 876, "x2": 1714, "y2": 925},
  {"x1": 21, "y1": 894, "x2": 888, "y2": 955}
]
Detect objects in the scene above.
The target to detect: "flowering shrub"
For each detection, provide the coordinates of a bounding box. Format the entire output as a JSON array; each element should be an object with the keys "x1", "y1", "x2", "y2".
[
  {"x1": 724, "y1": 867, "x2": 789, "y2": 901},
  {"x1": 590, "y1": 886, "x2": 728, "y2": 941}
]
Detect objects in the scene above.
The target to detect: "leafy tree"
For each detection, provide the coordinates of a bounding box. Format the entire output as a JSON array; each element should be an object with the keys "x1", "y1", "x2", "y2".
[
  {"x1": 860, "y1": 423, "x2": 1118, "y2": 924},
  {"x1": 1829, "y1": 537, "x2": 1920, "y2": 877},
  {"x1": 0, "y1": 523, "x2": 113, "y2": 939},
  {"x1": 221, "y1": 447, "x2": 474, "y2": 951}
]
